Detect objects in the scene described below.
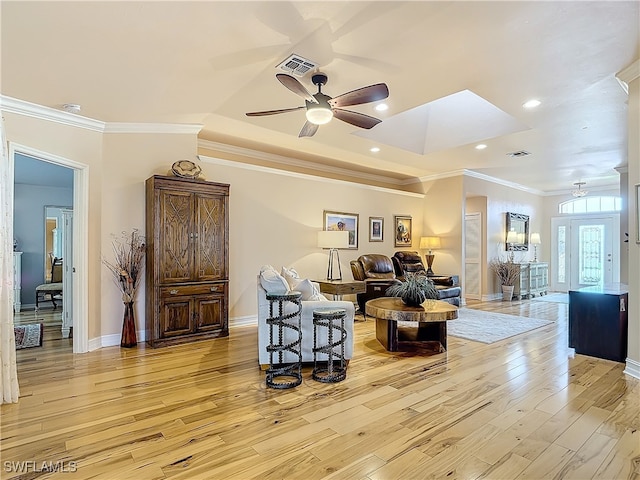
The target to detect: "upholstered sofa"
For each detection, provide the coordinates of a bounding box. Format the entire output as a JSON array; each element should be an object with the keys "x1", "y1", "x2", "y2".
[
  {"x1": 350, "y1": 254, "x2": 402, "y2": 313},
  {"x1": 392, "y1": 251, "x2": 461, "y2": 306},
  {"x1": 257, "y1": 266, "x2": 355, "y2": 369}
]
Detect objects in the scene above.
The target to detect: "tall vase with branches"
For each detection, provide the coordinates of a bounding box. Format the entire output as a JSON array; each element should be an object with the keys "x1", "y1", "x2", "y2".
[
  {"x1": 102, "y1": 230, "x2": 146, "y2": 347},
  {"x1": 489, "y1": 255, "x2": 521, "y2": 301}
]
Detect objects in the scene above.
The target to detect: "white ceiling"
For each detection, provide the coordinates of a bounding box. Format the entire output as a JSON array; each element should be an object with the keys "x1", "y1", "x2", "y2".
[{"x1": 2, "y1": 1, "x2": 638, "y2": 193}]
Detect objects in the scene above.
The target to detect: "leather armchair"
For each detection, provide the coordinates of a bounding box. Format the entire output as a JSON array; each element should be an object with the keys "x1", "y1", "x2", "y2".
[
  {"x1": 350, "y1": 254, "x2": 401, "y2": 313},
  {"x1": 392, "y1": 251, "x2": 462, "y2": 306}
]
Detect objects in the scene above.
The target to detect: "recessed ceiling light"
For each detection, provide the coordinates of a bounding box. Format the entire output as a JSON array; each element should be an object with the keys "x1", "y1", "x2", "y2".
[
  {"x1": 475, "y1": 144, "x2": 487, "y2": 150},
  {"x1": 523, "y1": 99, "x2": 541, "y2": 109},
  {"x1": 375, "y1": 103, "x2": 388, "y2": 112},
  {"x1": 370, "y1": 147, "x2": 380, "y2": 153}
]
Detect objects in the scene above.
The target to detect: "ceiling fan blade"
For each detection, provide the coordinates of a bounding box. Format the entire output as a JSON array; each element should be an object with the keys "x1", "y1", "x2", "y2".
[
  {"x1": 246, "y1": 106, "x2": 305, "y2": 117},
  {"x1": 277, "y1": 74, "x2": 318, "y2": 104},
  {"x1": 333, "y1": 109, "x2": 382, "y2": 129},
  {"x1": 329, "y1": 83, "x2": 389, "y2": 108},
  {"x1": 298, "y1": 121, "x2": 319, "y2": 138}
]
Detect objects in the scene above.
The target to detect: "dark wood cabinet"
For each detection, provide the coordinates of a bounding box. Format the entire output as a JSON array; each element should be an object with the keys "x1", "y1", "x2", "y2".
[
  {"x1": 568, "y1": 284, "x2": 628, "y2": 362},
  {"x1": 146, "y1": 175, "x2": 229, "y2": 347}
]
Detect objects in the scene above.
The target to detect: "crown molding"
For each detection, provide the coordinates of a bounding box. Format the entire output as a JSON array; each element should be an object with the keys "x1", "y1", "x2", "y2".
[
  {"x1": 417, "y1": 168, "x2": 545, "y2": 195},
  {"x1": 0, "y1": 95, "x2": 203, "y2": 135},
  {"x1": 616, "y1": 59, "x2": 640, "y2": 94},
  {"x1": 0, "y1": 95, "x2": 105, "y2": 132},
  {"x1": 197, "y1": 153, "x2": 424, "y2": 199},
  {"x1": 197, "y1": 138, "x2": 408, "y2": 186},
  {"x1": 104, "y1": 123, "x2": 203, "y2": 134}
]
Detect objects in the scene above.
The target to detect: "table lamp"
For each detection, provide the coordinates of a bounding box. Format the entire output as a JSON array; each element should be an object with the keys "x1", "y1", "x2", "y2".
[
  {"x1": 419, "y1": 236, "x2": 441, "y2": 275},
  {"x1": 317, "y1": 230, "x2": 349, "y2": 280},
  {"x1": 530, "y1": 232, "x2": 541, "y2": 262},
  {"x1": 506, "y1": 230, "x2": 518, "y2": 262}
]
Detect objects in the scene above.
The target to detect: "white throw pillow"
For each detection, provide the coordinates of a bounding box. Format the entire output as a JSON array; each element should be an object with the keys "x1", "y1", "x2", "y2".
[
  {"x1": 281, "y1": 266, "x2": 301, "y2": 290},
  {"x1": 290, "y1": 278, "x2": 327, "y2": 301},
  {"x1": 259, "y1": 265, "x2": 289, "y2": 294}
]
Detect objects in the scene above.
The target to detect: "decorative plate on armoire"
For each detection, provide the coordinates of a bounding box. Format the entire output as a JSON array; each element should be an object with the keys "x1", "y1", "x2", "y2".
[{"x1": 171, "y1": 160, "x2": 202, "y2": 179}]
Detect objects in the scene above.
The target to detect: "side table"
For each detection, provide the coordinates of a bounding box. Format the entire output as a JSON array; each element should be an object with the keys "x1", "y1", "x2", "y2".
[
  {"x1": 266, "y1": 291, "x2": 303, "y2": 389},
  {"x1": 312, "y1": 307, "x2": 347, "y2": 383},
  {"x1": 314, "y1": 279, "x2": 365, "y2": 301}
]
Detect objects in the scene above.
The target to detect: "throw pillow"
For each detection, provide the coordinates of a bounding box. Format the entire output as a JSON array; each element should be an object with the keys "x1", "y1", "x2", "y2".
[
  {"x1": 281, "y1": 266, "x2": 301, "y2": 290},
  {"x1": 259, "y1": 265, "x2": 289, "y2": 294},
  {"x1": 292, "y1": 278, "x2": 326, "y2": 301}
]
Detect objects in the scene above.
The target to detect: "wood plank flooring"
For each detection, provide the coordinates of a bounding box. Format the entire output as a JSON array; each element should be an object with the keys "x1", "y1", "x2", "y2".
[{"x1": 2, "y1": 299, "x2": 639, "y2": 479}]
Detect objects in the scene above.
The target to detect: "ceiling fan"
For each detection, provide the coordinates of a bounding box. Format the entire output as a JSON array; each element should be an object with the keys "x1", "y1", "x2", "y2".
[{"x1": 246, "y1": 73, "x2": 389, "y2": 138}]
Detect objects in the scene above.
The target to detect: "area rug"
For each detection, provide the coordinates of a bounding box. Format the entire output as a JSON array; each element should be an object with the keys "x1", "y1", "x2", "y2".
[
  {"x1": 448, "y1": 308, "x2": 552, "y2": 344},
  {"x1": 532, "y1": 293, "x2": 569, "y2": 304},
  {"x1": 14, "y1": 323, "x2": 44, "y2": 350}
]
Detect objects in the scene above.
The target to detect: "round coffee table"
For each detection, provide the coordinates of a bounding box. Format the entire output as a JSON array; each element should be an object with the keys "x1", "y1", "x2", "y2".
[{"x1": 365, "y1": 297, "x2": 458, "y2": 353}]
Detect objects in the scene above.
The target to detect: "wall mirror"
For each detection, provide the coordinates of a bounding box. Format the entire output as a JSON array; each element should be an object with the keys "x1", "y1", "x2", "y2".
[{"x1": 505, "y1": 212, "x2": 529, "y2": 251}]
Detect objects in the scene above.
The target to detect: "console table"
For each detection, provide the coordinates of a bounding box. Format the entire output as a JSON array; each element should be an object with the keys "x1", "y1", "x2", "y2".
[{"x1": 513, "y1": 262, "x2": 548, "y2": 299}]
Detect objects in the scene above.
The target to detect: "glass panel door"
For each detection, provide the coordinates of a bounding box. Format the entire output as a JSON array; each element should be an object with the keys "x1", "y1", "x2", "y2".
[
  {"x1": 551, "y1": 215, "x2": 619, "y2": 292},
  {"x1": 570, "y1": 217, "x2": 613, "y2": 290}
]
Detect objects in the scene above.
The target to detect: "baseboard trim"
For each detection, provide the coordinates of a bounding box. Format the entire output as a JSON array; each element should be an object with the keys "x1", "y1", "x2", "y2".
[
  {"x1": 623, "y1": 358, "x2": 640, "y2": 379},
  {"x1": 88, "y1": 318, "x2": 256, "y2": 351}
]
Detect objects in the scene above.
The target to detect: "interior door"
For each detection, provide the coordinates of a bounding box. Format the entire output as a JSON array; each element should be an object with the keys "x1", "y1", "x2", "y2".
[
  {"x1": 551, "y1": 215, "x2": 618, "y2": 292},
  {"x1": 464, "y1": 212, "x2": 482, "y2": 300},
  {"x1": 61, "y1": 208, "x2": 73, "y2": 338}
]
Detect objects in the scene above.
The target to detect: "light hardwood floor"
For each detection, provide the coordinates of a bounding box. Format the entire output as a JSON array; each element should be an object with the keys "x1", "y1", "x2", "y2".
[{"x1": 3, "y1": 299, "x2": 639, "y2": 479}]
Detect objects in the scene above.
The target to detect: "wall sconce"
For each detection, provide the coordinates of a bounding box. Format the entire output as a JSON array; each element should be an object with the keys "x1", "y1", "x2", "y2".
[
  {"x1": 317, "y1": 230, "x2": 349, "y2": 280},
  {"x1": 530, "y1": 232, "x2": 541, "y2": 262},
  {"x1": 419, "y1": 236, "x2": 441, "y2": 275}
]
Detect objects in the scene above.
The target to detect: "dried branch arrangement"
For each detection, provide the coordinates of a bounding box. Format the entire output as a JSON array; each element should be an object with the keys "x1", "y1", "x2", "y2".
[
  {"x1": 102, "y1": 229, "x2": 146, "y2": 303},
  {"x1": 489, "y1": 256, "x2": 521, "y2": 286}
]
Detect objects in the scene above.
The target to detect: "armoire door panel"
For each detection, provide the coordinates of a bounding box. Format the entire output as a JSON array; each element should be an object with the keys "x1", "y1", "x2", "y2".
[
  {"x1": 195, "y1": 194, "x2": 226, "y2": 281},
  {"x1": 160, "y1": 297, "x2": 193, "y2": 337},
  {"x1": 195, "y1": 294, "x2": 226, "y2": 332},
  {"x1": 159, "y1": 190, "x2": 194, "y2": 283}
]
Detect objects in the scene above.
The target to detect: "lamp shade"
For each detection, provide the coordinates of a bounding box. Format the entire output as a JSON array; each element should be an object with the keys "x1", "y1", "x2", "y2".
[
  {"x1": 419, "y1": 236, "x2": 441, "y2": 250},
  {"x1": 530, "y1": 233, "x2": 541, "y2": 245},
  {"x1": 506, "y1": 230, "x2": 519, "y2": 244},
  {"x1": 317, "y1": 230, "x2": 349, "y2": 249}
]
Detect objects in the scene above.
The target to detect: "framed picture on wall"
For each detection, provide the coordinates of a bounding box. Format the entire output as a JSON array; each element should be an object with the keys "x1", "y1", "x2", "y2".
[
  {"x1": 394, "y1": 215, "x2": 412, "y2": 247},
  {"x1": 369, "y1": 217, "x2": 384, "y2": 242},
  {"x1": 324, "y1": 210, "x2": 359, "y2": 249}
]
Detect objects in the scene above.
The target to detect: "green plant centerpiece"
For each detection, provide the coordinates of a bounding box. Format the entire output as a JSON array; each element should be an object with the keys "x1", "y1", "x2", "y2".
[{"x1": 386, "y1": 272, "x2": 439, "y2": 306}]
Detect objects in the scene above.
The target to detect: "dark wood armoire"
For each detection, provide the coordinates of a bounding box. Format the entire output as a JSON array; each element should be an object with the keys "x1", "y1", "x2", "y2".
[{"x1": 145, "y1": 175, "x2": 229, "y2": 347}]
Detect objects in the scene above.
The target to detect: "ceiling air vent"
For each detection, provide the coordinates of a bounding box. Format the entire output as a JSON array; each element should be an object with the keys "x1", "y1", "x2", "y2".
[
  {"x1": 507, "y1": 150, "x2": 531, "y2": 157},
  {"x1": 275, "y1": 54, "x2": 318, "y2": 77}
]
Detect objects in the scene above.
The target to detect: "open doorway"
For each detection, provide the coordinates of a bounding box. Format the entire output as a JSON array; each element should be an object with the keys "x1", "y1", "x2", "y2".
[{"x1": 10, "y1": 144, "x2": 89, "y2": 353}]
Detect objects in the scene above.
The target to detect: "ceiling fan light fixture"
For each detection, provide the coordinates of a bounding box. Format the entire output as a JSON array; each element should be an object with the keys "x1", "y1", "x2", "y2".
[{"x1": 306, "y1": 105, "x2": 333, "y2": 125}]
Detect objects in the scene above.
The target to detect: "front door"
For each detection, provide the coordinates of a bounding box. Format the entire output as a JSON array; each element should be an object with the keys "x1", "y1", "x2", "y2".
[{"x1": 550, "y1": 215, "x2": 619, "y2": 292}]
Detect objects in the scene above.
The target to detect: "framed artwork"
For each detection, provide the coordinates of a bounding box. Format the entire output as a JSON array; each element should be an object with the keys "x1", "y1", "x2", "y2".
[
  {"x1": 394, "y1": 215, "x2": 412, "y2": 247},
  {"x1": 324, "y1": 210, "x2": 359, "y2": 249},
  {"x1": 369, "y1": 217, "x2": 384, "y2": 242},
  {"x1": 636, "y1": 184, "x2": 640, "y2": 244}
]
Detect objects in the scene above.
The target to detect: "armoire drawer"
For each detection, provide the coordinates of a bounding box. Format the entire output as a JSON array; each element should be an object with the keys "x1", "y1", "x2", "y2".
[{"x1": 160, "y1": 283, "x2": 226, "y2": 298}]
